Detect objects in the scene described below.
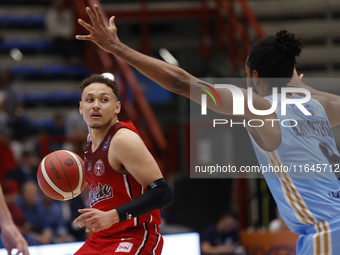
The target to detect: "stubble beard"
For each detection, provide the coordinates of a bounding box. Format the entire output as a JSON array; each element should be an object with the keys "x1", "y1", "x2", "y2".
[
  {"x1": 88, "y1": 116, "x2": 117, "y2": 130},
  {"x1": 88, "y1": 119, "x2": 104, "y2": 129},
  {"x1": 89, "y1": 119, "x2": 111, "y2": 130},
  {"x1": 89, "y1": 123, "x2": 102, "y2": 129}
]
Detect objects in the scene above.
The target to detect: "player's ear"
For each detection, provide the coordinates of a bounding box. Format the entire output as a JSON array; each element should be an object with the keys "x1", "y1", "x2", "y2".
[
  {"x1": 79, "y1": 101, "x2": 83, "y2": 115},
  {"x1": 114, "y1": 101, "x2": 121, "y2": 114},
  {"x1": 252, "y1": 69, "x2": 260, "y2": 89}
]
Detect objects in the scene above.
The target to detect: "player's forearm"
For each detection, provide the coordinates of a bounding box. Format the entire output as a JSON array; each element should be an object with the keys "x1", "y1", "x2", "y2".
[
  {"x1": 108, "y1": 41, "x2": 193, "y2": 97},
  {"x1": 115, "y1": 178, "x2": 173, "y2": 222},
  {"x1": 0, "y1": 186, "x2": 13, "y2": 225}
]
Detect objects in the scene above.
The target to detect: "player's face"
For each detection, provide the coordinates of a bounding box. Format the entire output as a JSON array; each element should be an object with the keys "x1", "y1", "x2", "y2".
[{"x1": 79, "y1": 82, "x2": 121, "y2": 130}]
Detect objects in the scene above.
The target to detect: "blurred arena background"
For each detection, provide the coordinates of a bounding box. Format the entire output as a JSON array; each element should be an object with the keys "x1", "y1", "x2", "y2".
[{"x1": 1, "y1": 0, "x2": 340, "y2": 254}]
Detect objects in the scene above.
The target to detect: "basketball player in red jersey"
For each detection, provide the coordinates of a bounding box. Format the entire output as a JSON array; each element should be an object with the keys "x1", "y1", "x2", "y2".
[{"x1": 73, "y1": 74, "x2": 173, "y2": 254}]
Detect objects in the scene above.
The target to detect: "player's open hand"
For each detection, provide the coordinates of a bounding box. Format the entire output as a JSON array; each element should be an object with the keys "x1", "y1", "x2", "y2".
[
  {"x1": 76, "y1": 4, "x2": 119, "y2": 54},
  {"x1": 74, "y1": 208, "x2": 120, "y2": 233}
]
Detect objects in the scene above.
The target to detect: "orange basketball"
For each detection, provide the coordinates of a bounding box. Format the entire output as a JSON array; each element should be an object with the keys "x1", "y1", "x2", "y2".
[{"x1": 37, "y1": 150, "x2": 87, "y2": 201}]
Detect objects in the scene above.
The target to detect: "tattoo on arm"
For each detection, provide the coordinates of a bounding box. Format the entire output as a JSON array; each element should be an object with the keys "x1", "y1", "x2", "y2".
[{"x1": 117, "y1": 46, "x2": 128, "y2": 57}]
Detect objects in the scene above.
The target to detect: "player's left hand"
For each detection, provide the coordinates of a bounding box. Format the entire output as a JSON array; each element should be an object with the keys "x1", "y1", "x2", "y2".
[
  {"x1": 288, "y1": 68, "x2": 306, "y2": 88},
  {"x1": 292, "y1": 68, "x2": 303, "y2": 79},
  {"x1": 76, "y1": 4, "x2": 119, "y2": 54},
  {"x1": 74, "y1": 208, "x2": 119, "y2": 233},
  {"x1": 1, "y1": 222, "x2": 30, "y2": 255},
  {"x1": 287, "y1": 68, "x2": 315, "y2": 97}
]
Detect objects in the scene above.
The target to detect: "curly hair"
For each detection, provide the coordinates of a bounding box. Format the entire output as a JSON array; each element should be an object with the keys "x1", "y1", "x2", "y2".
[{"x1": 247, "y1": 30, "x2": 303, "y2": 87}]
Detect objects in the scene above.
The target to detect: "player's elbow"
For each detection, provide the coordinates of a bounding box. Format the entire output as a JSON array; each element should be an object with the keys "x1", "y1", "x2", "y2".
[
  {"x1": 147, "y1": 178, "x2": 174, "y2": 209},
  {"x1": 160, "y1": 183, "x2": 174, "y2": 209}
]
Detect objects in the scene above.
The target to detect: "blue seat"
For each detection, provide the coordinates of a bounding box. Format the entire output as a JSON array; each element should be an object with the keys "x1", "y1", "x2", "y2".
[
  {"x1": 29, "y1": 39, "x2": 57, "y2": 52},
  {"x1": 71, "y1": 92, "x2": 81, "y2": 102},
  {"x1": 10, "y1": 66, "x2": 41, "y2": 78},
  {"x1": 0, "y1": 41, "x2": 10, "y2": 52},
  {"x1": 0, "y1": 39, "x2": 57, "y2": 53},
  {"x1": 23, "y1": 92, "x2": 48, "y2": 104},
  {"x1": 4, "y1": 40, "x2": 30, "y2": 51},
  {"x1": 0, "y1": 15, "x2": 44, "y2": 27},
  {"x1": 20, "y1": 15, "x2": 45, "y2": 27},
  {"x1": 23, "y1": 91, "x2": 81, "y2": 106},
  {"x1": 64, "y1": 66, "x2": 92, "y2": 78},
  {"x1": 0, "y1": 15, "x2": 20, "y2": 26},
  {"x1": 48, "y1": 91, "x2": 71, "y2": 102},
  {"x1": 40, "y1": 65, "x2": 91, "y2": 79},
  {"x1": 31, "y1": 118, "x2": 54, "y2": 131},
  {"x1": 9, "y1": 65, "x2": 91, "y2": 79},
  {"x1": 40, "y1": 65, "x2": 64, "y2": 77}
]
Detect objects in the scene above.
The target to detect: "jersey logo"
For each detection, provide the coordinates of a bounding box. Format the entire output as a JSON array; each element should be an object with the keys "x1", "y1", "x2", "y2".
[
  {"x1": 87, "y1": 162, "x2": 92, "y2": 171},
  {"x1": 94, "y1": 159, "x2": 105, "y2": 176},
  {"x1": 89, "y1": 183, "x2": 113, "y2": 207},
  {"x1": 102, "y1": 135, "x2": 111, "y2": 150},
  {"x1": 115, "y1": 242, "x2": 133, "y2": 253},
  {"x1": 86, "y1": 137, "x2": 92, "y2": 147}
]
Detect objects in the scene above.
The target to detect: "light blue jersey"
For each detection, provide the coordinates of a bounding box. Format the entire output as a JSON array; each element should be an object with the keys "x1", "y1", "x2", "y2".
[{"x1": 250, "y1": 94, "x2": 340, "y2": 254}]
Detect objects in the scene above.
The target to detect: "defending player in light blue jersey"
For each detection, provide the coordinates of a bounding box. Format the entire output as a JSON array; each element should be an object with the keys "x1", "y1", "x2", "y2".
[
  {"x1": 250, "y1": 92, "x2": 340, "y2": 254},
  {"x1": 76, "y1": 5, "x2": 340, "y2": 254}
]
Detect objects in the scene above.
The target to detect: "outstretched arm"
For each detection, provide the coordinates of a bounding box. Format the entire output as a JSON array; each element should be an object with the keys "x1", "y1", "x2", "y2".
[
  {"x1": 76, "y1": 5, "x2": 274, "y2": 120},
  {"x1": 76, "y1": 5, "x2": 192, "y2": 98},
  {"x1": 0, "y1": 186, "x2": 29, "y2": 255}
]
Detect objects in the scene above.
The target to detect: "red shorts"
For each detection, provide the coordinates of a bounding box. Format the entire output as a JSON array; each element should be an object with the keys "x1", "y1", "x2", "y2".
[{"x1": 74, "y1": 223, "x2": 163, "y2": 255}]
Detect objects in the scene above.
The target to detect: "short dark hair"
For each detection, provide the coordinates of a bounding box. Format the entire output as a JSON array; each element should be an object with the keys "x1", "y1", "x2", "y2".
[
  {"x1": 79, "y1": 74, "x2": 119, "y2": 99},
  {"x1": 247, "y1": 30, "x2": 303, "y2": 87}
]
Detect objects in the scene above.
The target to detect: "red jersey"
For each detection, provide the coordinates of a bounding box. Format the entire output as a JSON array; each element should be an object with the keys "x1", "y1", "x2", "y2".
[{"x1": 83, "y1": 121, "x2": 161, "y2": 237}]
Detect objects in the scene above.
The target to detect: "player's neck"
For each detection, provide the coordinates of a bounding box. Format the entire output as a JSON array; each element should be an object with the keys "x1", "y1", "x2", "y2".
[{"x1": 89, "y1": 118, "x2": 119, "y2": 150}]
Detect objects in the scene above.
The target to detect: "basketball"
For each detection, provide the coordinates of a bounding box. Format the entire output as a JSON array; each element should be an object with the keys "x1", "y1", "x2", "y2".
[{"x1": 37, "y1": 150, "x2": 87, "y2": 201}]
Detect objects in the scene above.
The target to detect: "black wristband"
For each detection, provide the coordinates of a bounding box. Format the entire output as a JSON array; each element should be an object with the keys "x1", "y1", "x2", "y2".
[{"x1": 116, "y1": 178, "x2": 173, "y2": 222}]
